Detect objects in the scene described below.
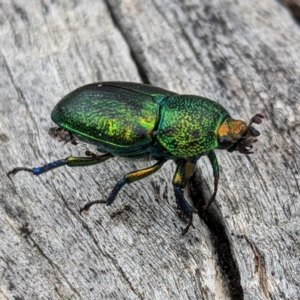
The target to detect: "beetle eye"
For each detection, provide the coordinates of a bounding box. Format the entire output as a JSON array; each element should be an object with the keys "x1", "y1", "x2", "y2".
[{"x1": 218, "y1": 136, "x2": 232, "y2": 149}]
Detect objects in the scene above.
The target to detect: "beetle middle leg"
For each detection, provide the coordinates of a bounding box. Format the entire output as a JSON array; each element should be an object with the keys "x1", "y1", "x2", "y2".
[
  {"x1": 80, "y1": 159, "x2": 166, "y2": 213},
  {"x1": 173, "y1": 159, "x2": 198, "y2": 235}
]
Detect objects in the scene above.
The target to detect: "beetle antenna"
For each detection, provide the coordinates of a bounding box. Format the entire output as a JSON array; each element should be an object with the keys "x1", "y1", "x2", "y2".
[
  {"x1": 247, "y1": 113, "x2": 264, "y2": 131},
  {"x1": 238, "y1": 113, "x2": 264, "y2": 154}
]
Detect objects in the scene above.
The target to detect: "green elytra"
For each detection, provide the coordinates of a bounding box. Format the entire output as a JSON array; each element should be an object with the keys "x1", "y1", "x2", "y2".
[{"x1": 8, "y1": 82, "x2": 264, "y2": 234}]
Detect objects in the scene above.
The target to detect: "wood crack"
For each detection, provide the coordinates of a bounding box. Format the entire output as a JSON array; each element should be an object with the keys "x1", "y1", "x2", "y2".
[
  {"x1": 190, "y1": 173, "x2": 244, "y2": 300},
  {"x1": 281, "y1": 0, "x2": 300, "y2": 22},
  {"x1": 104, "y1": 0, "x2": 150, "y2": 84}
]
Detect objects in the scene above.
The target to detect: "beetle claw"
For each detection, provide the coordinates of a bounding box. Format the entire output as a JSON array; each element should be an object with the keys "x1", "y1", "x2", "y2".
[
  {"x1": 79, "y1": 200, "x2": 107, "y2": 214},
  {"x1": 7, "y1": 167, "x2": 35, "y2": 178},
  {"x1": 181, "y1": 214, "x2": 194, "y2": 235},
  {"x1": 179, "y1": 208, "x2": 198, "y2": 235},
  {"x1": 203, "y1": 189, "x2": 218, "y2": 210}
]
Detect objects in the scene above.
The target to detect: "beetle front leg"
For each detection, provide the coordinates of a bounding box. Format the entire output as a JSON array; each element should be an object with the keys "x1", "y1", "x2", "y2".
[
  {"x1": 173, "y1": 159, "x2": 198, "y2": 235},
  {"x1": 203, "y1": 150, "x2": 219, "y2": 209},
  {"x1": 7, "y1": 152, "x2": 113, "y2": 177},
  {"x1": 80, "y1": 159, "x2": 166, "y2": 213}
]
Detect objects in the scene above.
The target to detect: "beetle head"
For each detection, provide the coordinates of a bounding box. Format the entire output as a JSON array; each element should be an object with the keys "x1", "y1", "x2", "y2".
[{"x1": 217, "y1": 113, "x2": 264, "y2": 154}]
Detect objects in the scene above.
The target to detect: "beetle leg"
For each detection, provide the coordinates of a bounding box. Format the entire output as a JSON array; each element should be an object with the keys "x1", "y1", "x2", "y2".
[
  {"x1": 203, "y1": 150, "x2": 219, "y2": 209},
  {"x1": 80, "y1": 159, "x2": 166, "y2": 213},
  {"x1": 7, "y1": 153, "x2": 113, "y2": 177},
  {"x1": 173, "y1": 159, "x2": 198, "y2": 235}
]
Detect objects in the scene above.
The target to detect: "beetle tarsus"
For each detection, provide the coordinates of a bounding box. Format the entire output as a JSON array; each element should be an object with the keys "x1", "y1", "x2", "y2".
[
  {"x1": 79, "y1": 178, "x2": 128, "y2": 213},
  {"x1": 174, "y1": 187, "x2": 194, "y2": 214},
  {"x1": 202, "y1": 166, "x2": 219, "y2": 210},
  {"x1": 203, "y1": 200, "x2": 212, "y2": 210},
  {"x1": 7, "y1": 167, "x2": 35, "y2": 178},
  {"x1": 203, "y1": 193, "x2": 217, "y2": 210},
  {"x1": 79, "y1": 200, "x2": 107, "y2": 214},
  {"x1": 181, "y1": 213, "x2": 195, "y2": 235}
]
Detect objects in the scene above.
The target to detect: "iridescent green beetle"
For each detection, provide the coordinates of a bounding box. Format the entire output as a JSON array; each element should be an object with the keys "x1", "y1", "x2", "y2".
[{"x1": 8, "y1": 82, "x2": 264, "y2": 234}]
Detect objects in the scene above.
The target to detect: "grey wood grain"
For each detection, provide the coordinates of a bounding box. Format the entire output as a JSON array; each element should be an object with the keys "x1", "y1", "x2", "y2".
[{"x1": 0, "y1": 0, "x2": 299, "y2": 299}]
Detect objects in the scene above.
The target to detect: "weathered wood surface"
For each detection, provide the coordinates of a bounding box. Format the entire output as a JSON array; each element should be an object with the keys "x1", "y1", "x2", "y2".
[{"x1": 0, "y1": 0, "x2": 299, "y2": 299}]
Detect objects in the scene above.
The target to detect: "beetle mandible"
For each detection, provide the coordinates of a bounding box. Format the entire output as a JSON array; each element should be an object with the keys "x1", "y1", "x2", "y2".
[{"x1": 7, "y1": 82, "x2": 264, "y2": 234}]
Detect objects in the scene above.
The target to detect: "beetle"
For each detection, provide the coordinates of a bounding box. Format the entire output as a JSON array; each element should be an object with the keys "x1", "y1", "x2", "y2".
[{"x1": 7, "y1": 82, "x2": 264, "y2": 234}]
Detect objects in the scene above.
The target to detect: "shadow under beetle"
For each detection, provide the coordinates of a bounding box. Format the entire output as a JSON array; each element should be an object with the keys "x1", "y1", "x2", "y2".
[{"x1": 7, "y1": 82, "x2": 264, "y2": 234}]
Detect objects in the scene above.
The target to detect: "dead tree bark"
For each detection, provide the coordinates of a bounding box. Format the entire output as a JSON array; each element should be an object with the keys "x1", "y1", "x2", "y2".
[{"x1": 0, "y1": 0, "x2": 299, "y2": 299}]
